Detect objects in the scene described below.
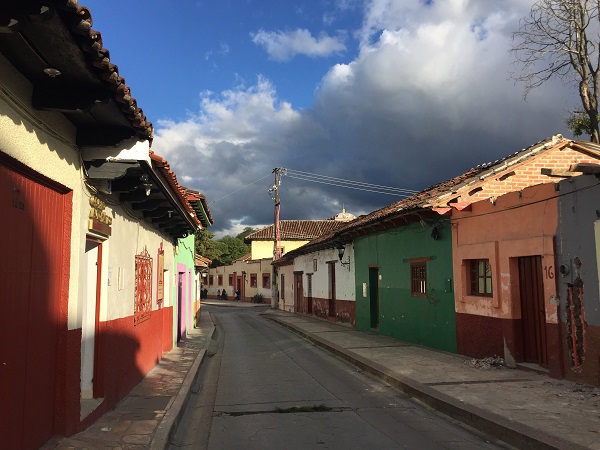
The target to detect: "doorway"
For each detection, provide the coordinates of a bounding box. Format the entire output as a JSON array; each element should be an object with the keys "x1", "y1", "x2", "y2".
[
  {"x1": 82, "y1": 239, "x2": 103, "y2": 399},
  {"x1": 369, "y1": 266, "x2": 379, "y2": 329},
  {"x1": 294, "y1": 272, "x2": 304, "y2": 313},
  {"x1": 307, "y1": 274, "x2": 313, "y2": 315},
  {"x1": 518, "y1": 256, "x2": 548, "y2": 366},
  {"x1": 177, "y1": 272, "x2": 184, "y2": 342},
  {"x1": 328, "y1": 263, "x2": 336, "y2": 318}
]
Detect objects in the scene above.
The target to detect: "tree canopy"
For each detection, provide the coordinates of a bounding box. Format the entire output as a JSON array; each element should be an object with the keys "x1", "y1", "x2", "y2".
[
  {"x1": 512, "y1": 0, "x2": 600, "y2": 142},
  {"x1": 194, "y1": 227, "x2": 258, "y2": 267}
]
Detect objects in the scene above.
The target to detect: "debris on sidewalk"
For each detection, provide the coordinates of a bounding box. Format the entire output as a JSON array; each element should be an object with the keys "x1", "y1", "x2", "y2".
[{"x1": 463, "y1": 355, "x2": 507, "y2": 370}]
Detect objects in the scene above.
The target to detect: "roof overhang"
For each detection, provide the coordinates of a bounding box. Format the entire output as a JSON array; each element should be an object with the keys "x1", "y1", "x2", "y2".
[{"x1": 0, "y1": 1, "x2": 153, "y2": 147}]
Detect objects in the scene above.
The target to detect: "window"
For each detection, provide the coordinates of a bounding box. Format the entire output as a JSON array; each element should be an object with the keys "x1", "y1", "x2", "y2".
[
  {"x1": 134, "y1": 247, "x2": 153, "y2": 325},
  {"x1": 281, "y1": 274, "x2": 285, "y2": 299},
  {"x1": 250, "y1": 273, "x2": 257, "y2": 287},
  {"x1": 262, "y1": 273, "x2": 271, "y2": 288},
  {"x1": 469, "y1": 259, "x2": 493, "y2": 296},
  {"x1": 410, "y1": 261, "x2": 427, "y2": 297},
  {"x1": 209, "y1": 275, "x2": 214, "y2": 286},
  {"x1": 228, "y1": 274, "x2": 234, "y2": 286},
  {"x1": 218, "y1": 275, "x2": 223, "y2": 286}
]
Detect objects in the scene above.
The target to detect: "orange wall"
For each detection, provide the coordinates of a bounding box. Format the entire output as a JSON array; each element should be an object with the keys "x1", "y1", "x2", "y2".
[{"x1": 452, "y1": 183, "x2": 559, "y2": 323}]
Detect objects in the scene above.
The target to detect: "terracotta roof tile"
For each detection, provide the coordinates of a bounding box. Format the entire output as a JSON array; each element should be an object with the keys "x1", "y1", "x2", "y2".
[
  {"x1": 245, "y1": 220, "x2": 350, "y2": 242},
  {"x1": 149, "y1": 151, "x2": 202, "y2": 229}
]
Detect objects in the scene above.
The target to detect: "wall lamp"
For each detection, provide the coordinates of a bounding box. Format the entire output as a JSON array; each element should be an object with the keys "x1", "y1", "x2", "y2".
[{"x1": 336, "y1": 243, "x2": 351, "y2": 270}]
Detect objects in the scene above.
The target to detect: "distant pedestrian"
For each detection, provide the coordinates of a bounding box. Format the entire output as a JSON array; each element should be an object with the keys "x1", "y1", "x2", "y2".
[
  {"x1": 235, "y1": 288, "x2": 241, "y2": 301},
  {"x1": 216, "y1": 289, "x2": 221, "y2": 300}
]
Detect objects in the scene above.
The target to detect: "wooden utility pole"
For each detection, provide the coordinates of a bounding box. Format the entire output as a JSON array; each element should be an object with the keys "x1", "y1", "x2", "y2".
[{"x1": 271, "y1": 168, "x2": 283, "y2": 308}]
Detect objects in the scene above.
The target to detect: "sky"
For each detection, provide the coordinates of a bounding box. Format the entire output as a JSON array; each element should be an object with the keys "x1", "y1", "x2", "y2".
[{"x1": 82, "y1": 0, "x2": 578, "y2": 237}]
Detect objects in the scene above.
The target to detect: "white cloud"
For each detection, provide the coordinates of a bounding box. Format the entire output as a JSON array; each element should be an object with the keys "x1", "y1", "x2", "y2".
[
  {"x1": 251, "y1": 28, "x2": 346, "y2": 61},
  {"x1": 156, "y1": 0, "x2": 576, "y2": 235}
]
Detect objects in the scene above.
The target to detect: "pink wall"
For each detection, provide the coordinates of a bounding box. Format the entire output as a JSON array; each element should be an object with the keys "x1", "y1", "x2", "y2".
[{"x1": 451, "y1": 183, "x2": 562, "y2": 375}]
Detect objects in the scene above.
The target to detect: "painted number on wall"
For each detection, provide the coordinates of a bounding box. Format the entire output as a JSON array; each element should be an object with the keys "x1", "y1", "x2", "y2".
[{"x1": 544, "y1": 265, "x2": 554, "y2": 279}]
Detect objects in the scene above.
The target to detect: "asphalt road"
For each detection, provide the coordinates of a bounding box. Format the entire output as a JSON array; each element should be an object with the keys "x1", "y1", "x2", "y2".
[{"x1": 170, "y1": 306, "x2": 511, "y2": 449}]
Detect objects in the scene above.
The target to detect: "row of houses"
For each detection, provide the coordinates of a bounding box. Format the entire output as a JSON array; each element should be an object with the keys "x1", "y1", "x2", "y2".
[
  {"x1": 0, "y1": 2, "x2": 212, "y2": 448},
  {"x1": 209, "y1": 135, "x2": 600, "y2": 387}
]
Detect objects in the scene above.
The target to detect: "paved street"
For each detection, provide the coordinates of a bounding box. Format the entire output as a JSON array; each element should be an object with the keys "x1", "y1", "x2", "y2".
[{"x1": 170, "y1": 306, "x2": 509, "y2": 449}]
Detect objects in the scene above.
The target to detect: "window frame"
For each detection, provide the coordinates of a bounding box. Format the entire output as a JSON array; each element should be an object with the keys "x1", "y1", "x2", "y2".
[
  {"x1": 262, "y1": 273, "x2": 271, "y2": 288},
  {"x1": 218, "y1": 274, "x2": 223, "y2": 286},
  {"x1": 469, "y1": 259, "x2": 493, "y2": 297},
  {"x1": 410, "y1": 260, "x2": 427, "y2": 298},
  {"x1": 250, "y1": 273, "x2": 257, "y2": 287}
]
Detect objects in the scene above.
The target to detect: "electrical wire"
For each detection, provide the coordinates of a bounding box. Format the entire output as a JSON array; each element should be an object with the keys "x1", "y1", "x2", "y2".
[
  {"x1": 284, "y1": 168, "x2": 418, "y2": 197},
  {"x1": 210, "y1": 173, "x2": 273, "y2": 204}
]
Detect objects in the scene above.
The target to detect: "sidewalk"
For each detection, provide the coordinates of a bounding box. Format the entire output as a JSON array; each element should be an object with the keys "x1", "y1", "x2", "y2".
[
  {"x1": 202, "y1": 299, "x2": 270, "y2": 308},
  {"x1": 47, "y1": 309, "x2": 215, "y2": 450},
  {"x1": 262, "y1": 309, "x2": 600, "y2": 450}
]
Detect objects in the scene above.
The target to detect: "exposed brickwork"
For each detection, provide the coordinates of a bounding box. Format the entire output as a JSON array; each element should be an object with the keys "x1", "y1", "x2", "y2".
[{"x1": 452, "y1": 146, "x2": 600, "y2": 205}]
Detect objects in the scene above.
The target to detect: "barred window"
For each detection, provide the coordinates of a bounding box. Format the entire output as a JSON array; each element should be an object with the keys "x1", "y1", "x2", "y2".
[
  {"x1": 250, "y1": 274, "x2": 257, "y2": 287},
  {"x1": 134, "y1": 247, "x2": 153, "y2": 325},
  {"x1": 262, "y1": 273, "x2": 270, "y2": 288},
  {"x1": 410, "y1": 261, "x2": 427, "y2": 297}
]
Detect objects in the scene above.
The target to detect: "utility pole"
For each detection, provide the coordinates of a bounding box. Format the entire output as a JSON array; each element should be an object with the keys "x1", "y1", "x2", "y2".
[{"x1": 269, "y1": 168, "x2": 284, "y2": 309}]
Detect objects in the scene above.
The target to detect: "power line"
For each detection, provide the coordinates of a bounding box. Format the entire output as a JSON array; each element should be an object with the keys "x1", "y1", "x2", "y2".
[
  {"x1": 210, "y1": 173, "x2": 272, "y2": 204},
  {"x1": 284, "y1": 168, "x2": 418, "y2": 197}
]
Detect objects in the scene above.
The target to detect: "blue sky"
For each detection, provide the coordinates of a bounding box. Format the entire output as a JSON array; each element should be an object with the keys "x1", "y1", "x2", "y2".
[{"x1": 83, "y1": 0, "x2": 576, "y2": 236}]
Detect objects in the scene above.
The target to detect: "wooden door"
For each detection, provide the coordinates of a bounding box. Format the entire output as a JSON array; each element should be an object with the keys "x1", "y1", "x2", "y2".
[
  {"x1": 307, "y1": 274, "x2": 313, "y2": 315},
  {"x1": 1, "y1": 161, "x2": 69, "y2": 449},
  {"x1": 295, "y1": 273, "x2": 304, "y2": 313},
  {"x1": 328, "y1": 263, "x2": 336, "y2": 317},
  {"x1": 519, "y1": 256, "x2": 548, "y2": 366},
  {"x1": 369, "y1": 267, "x2": 379, "y2": 329}
]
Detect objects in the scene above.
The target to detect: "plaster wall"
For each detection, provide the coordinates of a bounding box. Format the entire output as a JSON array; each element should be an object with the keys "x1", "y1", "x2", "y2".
[
  {"x1": 251, "y1": 239, "x2": 309, "y2": 259},
  {"x1": 0, "y1": 54, "x2": 84, "y2": 330},
  {"x1": 452, "y1": 183, "x2": 559, "y2": 322},
  {"x1": 206, "y1": 259, "x2": 273, "y2": 301},
  {"x1": 293, "y1": 247, "x2": 355, "y2": 301},
  {"x1": 95, "y1": 204, "x2": 175, "y2": 321},
  {"x1": 556, "y1": 176, "x2": 600, "y2": 384},
  {"x1": 354, "y1": 220, "x2": 457, "y2": 352},
  {"x1": 278, "y1": 263, "x2": 295, "y2": 312}
]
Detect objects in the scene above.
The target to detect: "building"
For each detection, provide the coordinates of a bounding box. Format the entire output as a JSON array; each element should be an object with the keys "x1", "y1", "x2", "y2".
[{"x1": 0, "y1": 2, "x2": 210, "y2": 447}]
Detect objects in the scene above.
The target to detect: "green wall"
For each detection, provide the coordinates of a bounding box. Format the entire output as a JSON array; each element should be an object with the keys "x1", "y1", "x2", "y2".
[{"x1": 354, "y1": 220, "x2": 457, "y2": 352}]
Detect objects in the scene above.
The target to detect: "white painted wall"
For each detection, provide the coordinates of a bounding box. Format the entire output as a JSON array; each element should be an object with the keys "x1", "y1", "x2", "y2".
[{"x1": 0, "y1": 54, "x2": 84, "y2": 330}]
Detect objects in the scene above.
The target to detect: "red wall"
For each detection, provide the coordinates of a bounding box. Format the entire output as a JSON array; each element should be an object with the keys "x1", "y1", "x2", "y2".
[
  {"x1": 60, "y1": 308, "x2": 174, "y2": 435},
  {"x1": 309, "y1": 297, "x2": 356, "y2": 327}
]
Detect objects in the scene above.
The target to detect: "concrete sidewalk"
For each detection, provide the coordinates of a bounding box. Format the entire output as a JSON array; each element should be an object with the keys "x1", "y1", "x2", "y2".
[
  {"x1": 46, "y1": 309, "x2": 215, "y2": 450},
  {"x1": 262, "y1": 309, "x2": 600, "y2": 450}
]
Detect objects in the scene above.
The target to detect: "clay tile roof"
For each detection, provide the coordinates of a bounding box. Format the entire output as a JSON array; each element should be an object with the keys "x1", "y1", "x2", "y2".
[
  {"x1": 149, "y1": 151, "x2": 201, "y2": 229},
  {"x1": 1, "y1": 0, "x2": 153, "y2": 142},
  {"x1": 245, "y1": 220, "x2": 349, "y2": 242},
  {"x1": 185, "y1": 188, "x2": 214, "y2": 228},
  {"x1": 275, "y1": 134, "x2": 571, "y2": 263}
]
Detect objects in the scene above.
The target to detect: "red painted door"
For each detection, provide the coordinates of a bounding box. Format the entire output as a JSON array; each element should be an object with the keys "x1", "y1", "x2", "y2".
[
  {"x1": 519, "y1": 256, "x2": 548, "y2": 366},
  {"x1": 0, "y1": 161, "x2": 70, "y2": 449}
]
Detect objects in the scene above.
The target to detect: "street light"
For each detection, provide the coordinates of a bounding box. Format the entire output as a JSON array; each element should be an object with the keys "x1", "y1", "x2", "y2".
[{"x1": 336, "y1": 244, "x2": 351, "y2": 270}]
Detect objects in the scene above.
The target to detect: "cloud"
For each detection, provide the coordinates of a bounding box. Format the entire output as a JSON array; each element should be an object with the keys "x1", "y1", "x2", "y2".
[
  {"x1": 251, "y1": 28, "x2": 346, "y2": 61},
  {"x1": 155, "y1": 0, "x2": 576, "y2": 236}
]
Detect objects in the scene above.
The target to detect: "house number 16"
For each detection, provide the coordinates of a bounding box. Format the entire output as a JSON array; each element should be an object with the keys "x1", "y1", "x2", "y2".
[{"x1": 544, "y1": 265, "x2": 554, "y2": 279}]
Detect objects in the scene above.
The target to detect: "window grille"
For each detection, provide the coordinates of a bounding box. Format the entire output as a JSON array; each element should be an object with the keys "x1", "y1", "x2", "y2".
[{"x1": 134, "y1": 247, "x2": 153, "y2": 325}]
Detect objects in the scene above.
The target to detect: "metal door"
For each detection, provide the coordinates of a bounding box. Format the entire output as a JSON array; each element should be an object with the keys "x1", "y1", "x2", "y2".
[{"x1": 519, "y1": 256, "x2": 548, "y2": 366}]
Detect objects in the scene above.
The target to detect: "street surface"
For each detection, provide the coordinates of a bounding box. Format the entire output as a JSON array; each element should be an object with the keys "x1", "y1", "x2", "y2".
[{"x1": 170, "y1": 306, "x2": 511, "y2": 449}]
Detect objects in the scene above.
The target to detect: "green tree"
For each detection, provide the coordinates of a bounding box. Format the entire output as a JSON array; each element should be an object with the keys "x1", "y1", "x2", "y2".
[
  {"x1": 236, "y1": 226, "x2": 258, "y2": 240},
  {"x1": 194, "y1": 229, "x2": 223, "y2": 264},
  {"x1": 512, "y1": 0, "x2": 600, "y2": 143}
]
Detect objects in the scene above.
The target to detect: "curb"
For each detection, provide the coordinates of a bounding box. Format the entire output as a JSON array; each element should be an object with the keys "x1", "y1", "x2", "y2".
[
  {"x1": 265, "y1": 314, "x2": 586, "y2": 450},
  {"x1": 150, "y1": 315, "x2": 216, "y2": 450}
]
